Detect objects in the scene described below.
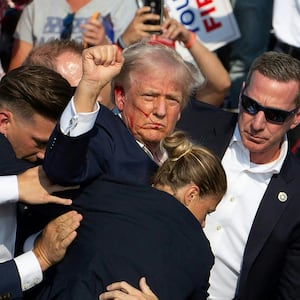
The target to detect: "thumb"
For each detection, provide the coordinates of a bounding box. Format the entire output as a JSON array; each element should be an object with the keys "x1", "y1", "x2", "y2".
[{"x1": 139, "y1": 277, "x2": 155, "y2": 296}]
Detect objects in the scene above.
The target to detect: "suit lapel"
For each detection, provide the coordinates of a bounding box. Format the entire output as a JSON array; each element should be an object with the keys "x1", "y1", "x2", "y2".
[{"x1": 238, "y1": 154, "x2": 294, "y2": 290}]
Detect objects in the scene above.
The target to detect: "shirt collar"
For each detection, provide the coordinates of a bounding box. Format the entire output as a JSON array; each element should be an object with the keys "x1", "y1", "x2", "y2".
[{"x1": 229, "y1": 124, "x2": 288, "y2": 174}]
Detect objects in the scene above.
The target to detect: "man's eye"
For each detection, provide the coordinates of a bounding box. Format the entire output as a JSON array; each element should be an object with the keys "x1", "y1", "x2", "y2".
[
  {"x1": 143, "y1": 94, "x2": 155, "y2": 100},
  {"x1": 36, "y1": 141, "x2": 47, "y2": 149},
  {"x1": 167, "y1": 98, "x2": 180, "y2": 105}
]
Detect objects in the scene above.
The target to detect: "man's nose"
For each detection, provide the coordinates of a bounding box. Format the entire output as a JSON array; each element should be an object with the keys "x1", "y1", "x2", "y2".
[
  {"x1": 153, "y1": 97, "x2": 167, "y2": 117},
  {"x1": 251, "y1": 111, "x2": 266, "y2": 130},
  {"x1": 36, "y1": 150, "x2": 45, "y2": 160}
]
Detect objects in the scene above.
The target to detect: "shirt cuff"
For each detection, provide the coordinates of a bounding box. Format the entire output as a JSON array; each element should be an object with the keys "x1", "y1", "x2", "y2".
[
  {"x1": 23, "y1": 232, "x2": 41, "y2": 252},
  {"x1": 60, "y1": 97, "x2": 100, "y2": 137},
  {"x1": 0, "y1": 176, "x2": 18, "y2": 204},
  {"x1": 14, "y1": 251, "x2": 43, "y2": 291}
]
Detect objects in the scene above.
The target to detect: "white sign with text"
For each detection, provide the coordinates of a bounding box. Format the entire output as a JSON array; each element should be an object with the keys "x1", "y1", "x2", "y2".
[{"x1": 166, "y1": 0, "x2": 241, "y2": 51}]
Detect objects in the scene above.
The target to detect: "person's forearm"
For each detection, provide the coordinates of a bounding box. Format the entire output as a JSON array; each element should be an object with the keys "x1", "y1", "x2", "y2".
[{"x1": 189, "y1": 38, "x2": 230, "y2": 105}]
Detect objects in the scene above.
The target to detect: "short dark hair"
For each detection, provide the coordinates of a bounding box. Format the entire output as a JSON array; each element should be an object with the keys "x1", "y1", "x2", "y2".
[
  {"x1": 246, "y1": 51, "x2": 300, "y2": 106},
  {"x1": 0, "y1": 65, "x2": 73, "y2": 120}
]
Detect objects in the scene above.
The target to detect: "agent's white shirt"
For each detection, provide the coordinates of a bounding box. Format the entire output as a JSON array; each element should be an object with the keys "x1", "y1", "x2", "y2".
[
  {"x1": 0, "y1": 176, "x2": 42, "y2": 291},
  {"x1": 0, "y1": 176, "x2": 19, "y2": 260},
  {"x1": 204, "y1": 125, "x2": 287, "y2": 299}
]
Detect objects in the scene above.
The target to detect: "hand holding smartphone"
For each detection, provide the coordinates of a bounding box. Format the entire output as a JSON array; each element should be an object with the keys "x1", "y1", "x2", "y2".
[{"x1": 136, "y1": 0, "x2": 164, "y2": 33}]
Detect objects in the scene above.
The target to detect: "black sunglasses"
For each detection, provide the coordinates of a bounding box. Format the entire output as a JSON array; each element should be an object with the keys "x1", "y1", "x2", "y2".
[
  {"x1": 240, "y1": 93, "x2": 298, "y2": 124},
  {"x1": 60, "y1": 13, "x2": 75, "y2": 40}
]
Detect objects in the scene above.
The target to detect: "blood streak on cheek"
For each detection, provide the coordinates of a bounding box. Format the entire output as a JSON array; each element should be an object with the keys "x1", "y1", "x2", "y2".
[
  {"x1": 135, "y1": 105, "x2": 150, "y2": 118},
  {"x1": 129, "y1": 104, "x2": 155, "y2": 129}
]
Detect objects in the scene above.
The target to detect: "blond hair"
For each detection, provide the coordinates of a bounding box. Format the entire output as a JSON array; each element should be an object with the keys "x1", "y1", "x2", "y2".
[{"x1": 153, "y1": 131, "x2": 227, "y2": 197}]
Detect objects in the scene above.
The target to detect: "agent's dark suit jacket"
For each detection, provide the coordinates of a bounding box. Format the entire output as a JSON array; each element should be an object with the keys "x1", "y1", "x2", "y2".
[
  {"x1": 177, "y1": 100, "x2": 300, "y2": 300},
  {"x1": 36, "y1": 177, "x2": 214, "y2": 300},
  {"x1": 0, "y1": 260, "x2": 22, "y2": 300},
  {"x1": 44, "y1": 105, "x2": 159, "y2": 186}
]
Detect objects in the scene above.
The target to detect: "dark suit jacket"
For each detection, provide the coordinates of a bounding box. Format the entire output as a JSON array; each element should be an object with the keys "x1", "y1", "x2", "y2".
[
  {"x1": 36, "y1": 178, "x2": 214, "y2": 300},
  {"x1": 0, "y1": 260, "x2": 23, "y2": 300},
  {"x1": 43, "y1": 105, "x2": 159, "y2": 186},
  {"x1": 177, "y1": 100, "x2": 300, "y2": 300}
]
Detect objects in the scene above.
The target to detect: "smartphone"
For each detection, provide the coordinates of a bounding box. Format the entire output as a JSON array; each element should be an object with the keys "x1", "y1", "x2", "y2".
[{"x1": 136, "y1": 0, "x2": 164, "y2": 28}]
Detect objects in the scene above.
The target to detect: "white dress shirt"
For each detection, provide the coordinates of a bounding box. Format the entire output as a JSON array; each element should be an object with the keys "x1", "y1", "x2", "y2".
[
  {"x1": 14, "y1": 251, "x2": 43, "y2": 291},
  {"x1": 0, "y1": 176, "x2": 43, "y2": 291},
  {"x1": 0, "y1": 176, "x2": 18, "y2": 260},
  {"x1": 204, "y1": 125, "x2": 288, "y2": 299}
]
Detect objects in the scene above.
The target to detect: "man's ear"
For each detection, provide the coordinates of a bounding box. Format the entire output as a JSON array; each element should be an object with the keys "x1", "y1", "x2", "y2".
[
  {"x1": 290, "y1": 108, "x2": 300, "y2": 130},
  {"x1": 114, "y1": 85, "x2": 125, "y2": 111},
  {"x1": 0, "y1": 110, "x2": 12, "y2": 136},
  {"x1": 183, "y1": 184, "x2": 199, "y2": 207}
]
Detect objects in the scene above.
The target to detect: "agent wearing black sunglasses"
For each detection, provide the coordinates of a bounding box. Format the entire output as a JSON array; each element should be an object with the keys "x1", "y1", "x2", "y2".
[
  {"x1": 238, "y1": 71, "x2": 300, "y2": 164},
  {"x1": 175, "y1": 51, "x2": 300, "y2": 300},
  {"x1": 240, "y1": 89, "x2": 298, "y2": 125}
]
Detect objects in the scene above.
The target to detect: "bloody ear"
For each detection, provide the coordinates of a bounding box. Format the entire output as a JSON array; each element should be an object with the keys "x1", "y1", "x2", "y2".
[
  {"x1": 0, "y1": 110, "x2": 11, "y2": 136},
  {"x1": 114, "y1": 85, "x2": 125, "y2": 111}
]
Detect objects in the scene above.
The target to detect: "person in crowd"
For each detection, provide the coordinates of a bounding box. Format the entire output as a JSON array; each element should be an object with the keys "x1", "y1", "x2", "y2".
[
  {"x1": 0, "y1": 209, "x2": 82, "y2": 300},
  {"x1": 8, "y1": 0, "x2": 137, "y2": 70},
  {"x1": 218, "y1": 0, "x2": 273, "y2": 110},
  {"x1": 35, "y1": 130, "x2": 227, "y2": 300},
  {"x1": 23, "y1": 38, "x2": 113, "y2": 109},
  {"x1": 271, "y1": 0, "x2": 300, "y2": 157},
  {"x1": 175, "y1": 51, "x2": 300, "y2": 299},
  {"x1": 43, "y1": 43, "x2": 200, "y2": 186},
  {"x1": 0, "y1": 64, "x2": 82, "y2": 298},
  {"x1": 118, "y1": 5, "x2": 230, "y2": 106}
]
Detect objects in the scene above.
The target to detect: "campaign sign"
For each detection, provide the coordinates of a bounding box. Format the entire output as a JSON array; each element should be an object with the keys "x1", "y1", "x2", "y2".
[{"x1": 166, "y1": 0, "x2": 241, "y2": 51}]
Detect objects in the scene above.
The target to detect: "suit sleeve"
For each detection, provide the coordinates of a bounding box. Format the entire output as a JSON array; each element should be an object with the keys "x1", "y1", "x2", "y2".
[
  {"x1": 0, "y1": 260, "x2": 23, "y2": 300},
  {"x1": 43, "y1": 124, "x2": 95, "y2": 185},
  {"x1": 43, "y1": 100, "x2": 101, "y2": 186}
]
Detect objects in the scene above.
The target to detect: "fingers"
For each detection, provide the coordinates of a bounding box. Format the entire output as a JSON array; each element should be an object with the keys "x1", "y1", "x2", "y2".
[
  {"x1": 81, "y1": 18, "x2": 106, "y2": 47},
  {"x1": 161, "y1": 18, "x2": 189, "y2": 42},
  {"x1": 139, "y1": 278, "x2": 157, "y2": 297},
  {"x1": 163, "y1": 7, "x2": 170, "y2": 19},
  {"x1": 43, "y1": 194, "x2": 72, "y2": 205},
  {"x1": 84, "y1": 44, "x2": 122, "y2": 66},
  {"x1": 33, "y1": 211, "x2": 83, "y2": 271},
  {"x1": 99, "y1": 279, "x2": 158, "y2": 300},
  {"x1": 18, "y1": 166, "x2": 75, "y2": 205},
  {"x1": 106, "y1": 281, "x2": 136, "y2": 294},
  {"x1": 54, "y1": 210, "x2": 83, "y2": 240},
  {"x1": 99, "y1": 290, "x2": 126, "y2": 299}
]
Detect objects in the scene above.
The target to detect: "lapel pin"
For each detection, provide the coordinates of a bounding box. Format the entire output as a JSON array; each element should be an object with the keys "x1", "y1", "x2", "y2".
[{"x1": 278, "y1": 192, "x2": 288, "y2": 202}]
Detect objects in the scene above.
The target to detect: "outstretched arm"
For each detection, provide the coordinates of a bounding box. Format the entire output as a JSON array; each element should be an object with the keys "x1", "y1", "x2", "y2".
[{"x1": 17, "y1": 166, "x2": 77, "y2": 205}]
